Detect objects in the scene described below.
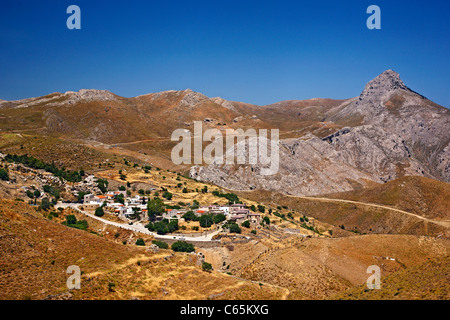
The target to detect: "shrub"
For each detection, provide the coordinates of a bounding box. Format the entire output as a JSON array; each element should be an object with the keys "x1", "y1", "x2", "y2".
[
  {"x1": 152, "y1": 240, "x2": 169, "y2": 249},
  {"x1": 182, "y1": 211, "x2": 197, "y2": 222},
  {"x1": 95, "y1": 206, "x2": 105, "y2": 217},
  {"x1": 66, "y1": 214, "x2": 77, "y2": 225},
  {"x1": 0, "y1": 168, "x2": 9, "y2": 181},
  {"x1": 202, "y1": 262, "x2": 213, "y2": 272},
  {"x1": 213, "y1": 214, "x2": 226, "y2": 224},
  {"x1": 64, "y1": 215, "x2": 88, "y2": 231},
  {"x1": 162, "y1": 190, "x2": 173, "y2": 200},
  {"x1": 242, "y1": 220, "x2": 250, "y2": 228},
  {"x1": 40, "y1": 197, "x2": 51, "y2": 211},
  {"x1": 147, "y1": 197, "x2": 165, "y2": 221},
  {"x1": 199, "y1": 214, "x2": 214, "y2": 228},
  {"x1": 226, "y1": 223, "x2": 241, "y2": 234},
  {"x1": 135, "y1": 238, "x2": 145, "y2": 246},
  {"x1": 171, "y1": 241, "x2": 195, "y2": 253},
  {"x1": 96, "y1": 178, "x2": 108, "y2": 193}
]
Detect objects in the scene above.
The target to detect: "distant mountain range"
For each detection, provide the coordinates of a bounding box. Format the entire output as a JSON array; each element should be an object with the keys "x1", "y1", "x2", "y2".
[{"x1": 1, "y1": 70, "x2": 448, "y2": 196}]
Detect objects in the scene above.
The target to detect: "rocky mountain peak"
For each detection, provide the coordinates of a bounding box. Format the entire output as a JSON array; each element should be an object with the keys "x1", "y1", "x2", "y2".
[
  {"x1": 64, "y1": 89, "x2": 116, "y2": 101},
  {"x1": 364, "y1": 69, "x2": 409, "y2": 91},
  {"x1": 361, "y1": 69, "x2": 409, "y2": 95}
]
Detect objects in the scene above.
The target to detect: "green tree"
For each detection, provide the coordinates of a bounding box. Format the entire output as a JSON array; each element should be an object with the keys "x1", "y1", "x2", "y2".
[
  {"x1": 135, "y1": 238, "x2": 145, "y2": 246},
  {"x1": 147, "y1": 197, "x2": 165, "y2": 221},
  {"x1": 213, "y1": 214, "x2": 226, "y2": 224},
  {"x1": 152, "y1": 240, "x2": 169, "y2": 249},
  {"x1": 182, "y1": 211, "x2": 197, "y2": 221},
  {"x1": 171, "y1": 241, "x2": 195, "y2": 253},
  {"x1": 228, "y1": 223, "x2": 241, "y2": 234},
  {"x1": 66, "y1": 214, "x2": 77, "y2": 225},
  {"x1": 162, "y1": 191, "x2": 173, "y2": 200},
  {"x1": 0, "y1": 168, "x2": 9, "y2": 181},
  {"x1": 96, "y1": 178, "x2": 108, "y2": 193},
  {"x1": 199, "y1": 214, "x2": 214, "y2": 228},
  {"x1": 95, "y1": 206, "x2": 105, "y2": 217},
  {"x1": 77, "y1": 191, "x2": 88, "y2": 202},
  {"x1": 242, "y1": 220, "x2": 250, "y2": 228},
  {"x1": 191, "y1": 200, "x2": 200, "y2": 209},
  {"x1": 202, "y1": 262, "x2": 213, "y2": 272},
  {"x1": 40, "y1": 197, "x2": 51, "y2": 211}
]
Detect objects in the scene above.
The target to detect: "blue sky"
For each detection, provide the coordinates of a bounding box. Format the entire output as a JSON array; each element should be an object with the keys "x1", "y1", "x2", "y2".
[{"x1": 1, "y1": 0, "x2": 449, "y2": 106}]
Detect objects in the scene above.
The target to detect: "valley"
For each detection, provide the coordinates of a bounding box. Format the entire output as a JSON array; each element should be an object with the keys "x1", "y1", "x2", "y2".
[{"x1": 0, "y1": 70, "x2": 449, "y2": 300}]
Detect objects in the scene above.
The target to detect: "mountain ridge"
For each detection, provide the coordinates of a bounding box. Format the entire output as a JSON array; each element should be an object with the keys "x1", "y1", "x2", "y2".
[{"x1": 0, "y1": 70, "x2": 448, "y2": 197}]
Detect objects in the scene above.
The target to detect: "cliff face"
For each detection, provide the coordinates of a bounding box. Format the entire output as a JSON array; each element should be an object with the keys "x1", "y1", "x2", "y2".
[{"x1": 190, "y1": 70, "x2": 450, "y2": 196}]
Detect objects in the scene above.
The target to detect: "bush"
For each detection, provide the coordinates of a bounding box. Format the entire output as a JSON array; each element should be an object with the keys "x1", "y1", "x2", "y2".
[
  {"x1": 162, "y1": 191, "x2": 173, "y2": 200},
  {"x1": 242, "y1": 220, "x2": 250, "y2": 228},
  {"x1": 199, "y1": 214, "x2": 214, "y2": 228},
  {"x1": 211, "y1": 190, "x2": 240, "y2": 204},
  {"x1": 0, "y1": 168, "x2": 9, "y2": 181},
  {"x1": 152, "y1": 240, "x2": 169, "y2": 249},
  {"x1": 40, "y1": 197, "x2": 51, "y2": 211},
  {"x1": 146, "y1": 219, "x2": 179, "y2": 235},
  {"x1": 171, "y1": 241, "x2": 195, "y2": 253},
  {"x1": 66, "y1": 214, "x2": 77, "y2": 225},
  {"x1": 95, "y1": 206, "x2": 105, "y2": 217},
  {"x1": 147, "y1": 197, "x2": 165, "y2": 221},
  {"x1": 226, "y1": 223, "x2": 241, "y2": 234},
  {"x1": 202, "y1": 262, "x2": 213, "y2": 272},
  {"x1": 182, "y1": 211, "x2": 197, "y2": 222},
  {"x1": 213, "y1": 214, "x2": 226, "y2": 224},
  {"x1": 4, "y1": 154, "x2": 82, "y2": 182},
  {"x1": 251, "y1": 230, "x2": 257, "y2": 235},
  {"x1": 135, "y1": 238, "x2": 145, "y2": 246},
  {"x1": 64, "y1": 215, "x2": 88, "y2": 231},
  {"x1": 94, "y1": 178, "x2": 108, "y2": 193}
]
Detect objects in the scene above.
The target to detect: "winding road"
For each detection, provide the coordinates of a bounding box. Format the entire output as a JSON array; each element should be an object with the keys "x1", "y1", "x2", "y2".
[
  {"x1": 297, "y1": 196, "x2": 450, "y2": 228},
  {"x1": 55, "y1": 203, "x2": 223, "y2": 242}
]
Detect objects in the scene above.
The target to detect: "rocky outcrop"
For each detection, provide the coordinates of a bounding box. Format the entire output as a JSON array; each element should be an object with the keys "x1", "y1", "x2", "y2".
[{"x1": 190, "y1": 70, "x2": 450, "y2": 196}]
